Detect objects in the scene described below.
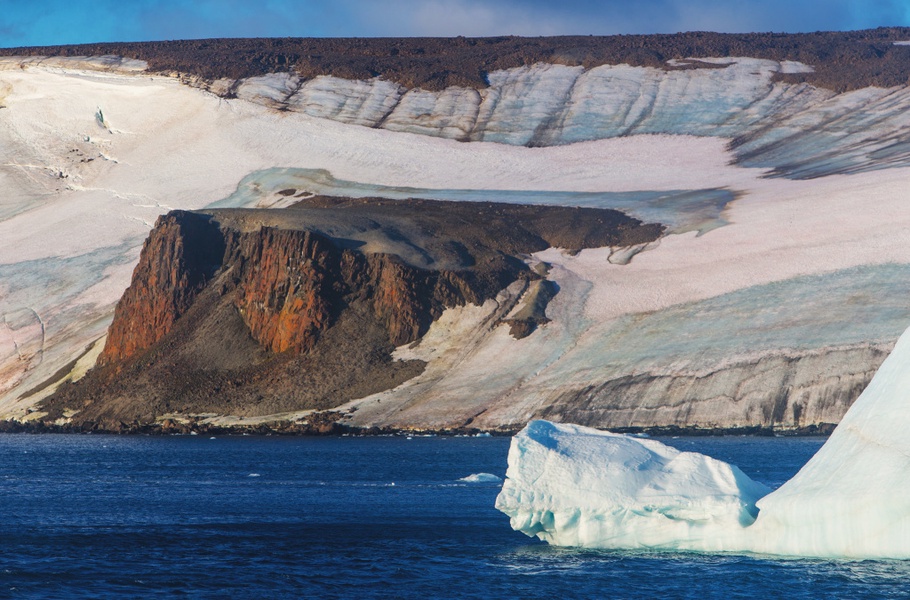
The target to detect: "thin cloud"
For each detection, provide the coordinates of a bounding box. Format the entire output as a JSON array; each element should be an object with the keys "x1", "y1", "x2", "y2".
[
  {"x1": 334, "y1": 0, "x2": 910, "y2": 37},
  {"x1": 355, "y1": 0, "x2": 578, "y2": 37},
  {"x1": 132, "y1": 0, "x2": 341, "y2": 40}
]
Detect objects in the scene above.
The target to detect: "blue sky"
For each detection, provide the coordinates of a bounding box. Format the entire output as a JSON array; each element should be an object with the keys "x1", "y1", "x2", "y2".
[{"x1": 1, "y1": 0, "x2": 909, "y2": 47}]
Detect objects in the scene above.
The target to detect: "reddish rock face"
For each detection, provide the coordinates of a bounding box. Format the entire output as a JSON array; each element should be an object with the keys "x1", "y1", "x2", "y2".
[
  {"x1": 357, "y1": 254, "x2": 451, "y2": 347},
  {"x1": 225, "y1": 228, "x2": 484, "y2": 354},
  {"x1": 99, "y1": 199, "x2": 665, "y2": 370},
  {"x1": 100, "y1": 212, "x2": 504, "y2": 365},
  {"x1": 228, "y1": 228, "x2": 339, "y2": 354},
  {"x1": 99, "y1": 212, "x2": 224, "y2": 365}
]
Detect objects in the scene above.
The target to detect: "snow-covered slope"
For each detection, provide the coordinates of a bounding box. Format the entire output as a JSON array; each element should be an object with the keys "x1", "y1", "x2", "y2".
[
  {"x1": 496, "y1": 324, "x2": 910, "y2": 558},
  {"x1": 229, "y1": 58, "x2": 910, "y2": 179},
  {"x1": 2, "y1": 55, "x2": 910, "y2": 429}
]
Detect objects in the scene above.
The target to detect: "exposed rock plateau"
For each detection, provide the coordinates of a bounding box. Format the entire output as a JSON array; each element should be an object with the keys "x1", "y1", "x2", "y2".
[
  {"x1": 42, "y1": 198, "x2": 661, "y2": 430},
  {"x1": 5, "y1": 30, "x2": 910, "y2": 91}
]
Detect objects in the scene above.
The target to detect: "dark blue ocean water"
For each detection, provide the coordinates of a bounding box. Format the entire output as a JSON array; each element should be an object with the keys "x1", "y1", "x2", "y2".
[{"x1": 1, "y1": 433, "x2": 909, "y2": 599}]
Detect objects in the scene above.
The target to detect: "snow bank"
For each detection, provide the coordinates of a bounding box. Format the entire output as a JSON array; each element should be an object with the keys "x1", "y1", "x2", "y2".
[
  {"x1": 231, "y1": 59, "x2": 910, "y2": 179},
  {"x1": 496, "y1": 324, "x2": 910, "y2": 558}
]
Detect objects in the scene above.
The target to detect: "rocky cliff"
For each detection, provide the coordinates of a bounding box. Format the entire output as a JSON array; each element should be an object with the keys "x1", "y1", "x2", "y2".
[
  {"x1": 42, "y1": 197, "x2": 661, "y2": 429},
  {"x1": 100, "y1": 212, "x2": 225, "y2": 365}
]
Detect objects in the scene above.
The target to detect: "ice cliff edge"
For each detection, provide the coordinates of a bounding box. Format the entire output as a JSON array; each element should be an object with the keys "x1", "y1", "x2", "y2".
[{"x1": 497, "y1": 323, "x2": 910, "y2": 558}]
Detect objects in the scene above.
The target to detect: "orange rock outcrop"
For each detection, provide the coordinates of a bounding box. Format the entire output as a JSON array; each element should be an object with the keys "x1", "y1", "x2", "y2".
[
  {"x1": 100, "y1": 212, "x2": 502, "y2": 364},
  {"x1": 99, "y1": 212, "x2": 224, "y2": 365}
]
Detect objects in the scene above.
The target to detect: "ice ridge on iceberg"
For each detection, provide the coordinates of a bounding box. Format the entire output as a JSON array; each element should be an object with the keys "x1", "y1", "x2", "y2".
[{"x1": 496, "y1": 324, "x2": 910, "y2": 558}]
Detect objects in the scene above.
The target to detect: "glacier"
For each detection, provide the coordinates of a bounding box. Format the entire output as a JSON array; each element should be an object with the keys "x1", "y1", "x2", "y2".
[
  {"x1": 496, "y1": 324, "x2": 910, "y2": 558},
  {"x1": 222, "y1": 58, "x2": 910, "y2": 179}
]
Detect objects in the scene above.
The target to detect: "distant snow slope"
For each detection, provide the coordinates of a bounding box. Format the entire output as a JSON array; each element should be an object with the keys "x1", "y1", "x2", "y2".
[
  {"x1": 1, "y1": 57, "x2": 909, "y2": 429},
  {"x1": 228, "y1": 58, "x2": 910, "y2": 179}
]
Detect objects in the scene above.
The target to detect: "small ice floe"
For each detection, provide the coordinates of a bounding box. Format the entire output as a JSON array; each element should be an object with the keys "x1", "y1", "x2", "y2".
[{"x1": 459, "y1": 473, "x2": 502, "y2": 483}]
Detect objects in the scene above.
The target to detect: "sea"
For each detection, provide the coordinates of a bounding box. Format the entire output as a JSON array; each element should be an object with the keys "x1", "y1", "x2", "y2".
[{"x1": 1, "y1": 433, "x2": 908, "y2": 599}]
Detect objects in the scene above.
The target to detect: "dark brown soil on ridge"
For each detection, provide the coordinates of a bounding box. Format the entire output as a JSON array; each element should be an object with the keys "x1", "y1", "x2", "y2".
[{"x1": 3, "y1": 29, "x2": 910, "y2": 92}]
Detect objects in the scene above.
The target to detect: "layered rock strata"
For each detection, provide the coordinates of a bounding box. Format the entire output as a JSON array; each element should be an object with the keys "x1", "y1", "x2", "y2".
[{"x1": 532, "y1": 345, "x2": 889, "y2": 433}]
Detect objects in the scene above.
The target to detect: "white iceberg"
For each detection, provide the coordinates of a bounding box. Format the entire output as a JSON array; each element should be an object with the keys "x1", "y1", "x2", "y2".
[
  {"x1": 459, "y1": 473, "x2": 502, "y2": 483},
  {"x1": 496, "y1": 324, "x2": 910, "y2": 558},
  {"x1": 494, "y1": 420, "x2": 770, "y2": 551}
]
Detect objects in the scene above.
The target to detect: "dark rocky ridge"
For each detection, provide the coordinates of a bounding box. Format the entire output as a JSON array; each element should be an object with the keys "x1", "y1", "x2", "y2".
[
  {"x1": 42, "y1": 197, "x2": 662, "y2": 430},
  {"x1": 4, "y1": 29, "x2": 910, "y2": 92}
]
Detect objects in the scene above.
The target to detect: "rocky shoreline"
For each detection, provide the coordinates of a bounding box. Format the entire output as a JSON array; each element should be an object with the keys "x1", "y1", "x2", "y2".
[{"x1": 0, "y1": 416, "x2": 835, "y2": 437}]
